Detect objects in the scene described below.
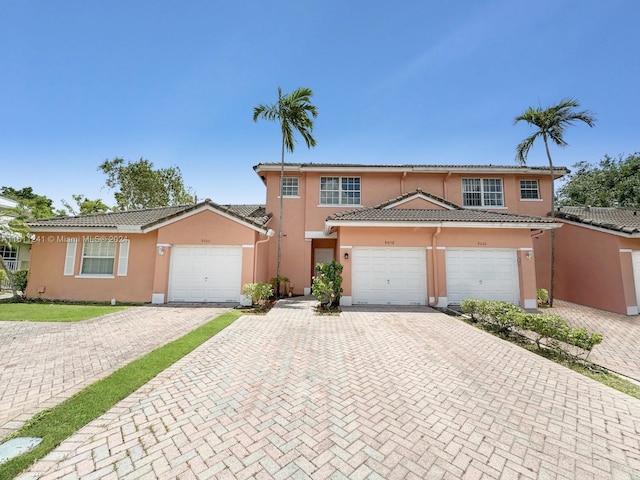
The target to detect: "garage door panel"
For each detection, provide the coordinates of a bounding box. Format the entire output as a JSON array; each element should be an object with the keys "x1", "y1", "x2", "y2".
[
  {"x1": 352, "y1": 247, "x2": 426, "y2": 305},
  {"x1": 168, "y1": 245, "x2": 242, "y2": 302},
  {"x1": 446, "y1": 249, "x2": 519, "y2": 305}
]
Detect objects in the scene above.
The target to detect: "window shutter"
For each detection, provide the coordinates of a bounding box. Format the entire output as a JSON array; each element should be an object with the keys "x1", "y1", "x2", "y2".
[
  {"x1": 64, "y1": 241, "x2": 77, "y2": 276},
  {"x1": 117, "y1": 240, "x2": 130, "y2": 276}
]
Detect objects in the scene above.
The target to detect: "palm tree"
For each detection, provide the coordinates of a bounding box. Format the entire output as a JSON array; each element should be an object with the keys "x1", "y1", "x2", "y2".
[
  {"x1": 253, "y1": 87, "x2": 318, "y2": 296},
  {"x1": 514, "y1": 98, "x2": 596, "y2": 306}
]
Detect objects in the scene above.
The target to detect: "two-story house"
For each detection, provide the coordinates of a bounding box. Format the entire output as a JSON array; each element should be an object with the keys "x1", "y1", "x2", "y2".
[{"x1": 25, "y1": 163, "x2": 565, "y2": 308}]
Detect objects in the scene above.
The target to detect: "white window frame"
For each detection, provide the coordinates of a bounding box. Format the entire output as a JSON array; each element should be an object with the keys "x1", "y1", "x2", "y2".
[
  {"x1": 319, "y1": 176, "x2": 361, "y2": 206},
  {"x1": 0, "y1": 245, "x2": 17, "y2": 271},
  {"x1": 280, "y1": 177, "x2": 299, "y2": 197},
  {"x1": 462, "y1": 178, "x2": 504, "y2": 207},
  {"x1": 117, "y1": 239, "x2": 130, "y2": 276},
  {"x1": 78, "y1": 239, "x2": 116, "y2": 277},
  {"x1": 519, "y1": 179, "x2": 541, "y2": 201},
  {"x1": 63, "y1": 241, "x2": 77, "y2": 276}
]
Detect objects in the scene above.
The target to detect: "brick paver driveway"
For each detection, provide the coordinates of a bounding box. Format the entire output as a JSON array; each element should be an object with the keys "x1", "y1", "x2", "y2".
[
  {"x1": 16, "y1": 298, "x2": 640, "y2": 479},
  {"x1": 0, "y1": 306, "x2": 228, "y2": 439},
  {"x1": 550, "y1": 300, "x2": 640, "y2": 382}
]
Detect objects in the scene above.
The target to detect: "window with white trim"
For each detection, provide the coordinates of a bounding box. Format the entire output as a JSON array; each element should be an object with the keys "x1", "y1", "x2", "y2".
[
  {"x1": 520, "y1": 180, "x2": 540, "y2": 200},
  {"x1": 281, "y1": 177, "x2": 299, "y2": 197},
  {"x1": 80, "y1": 239, "x2": 116, "y2": 275},
  {"x1": 462, "y1": 178, "x2": 504, "y2": 207},
  {"x1": 320, "y1": 176, "x2": 361, "y2": 205},
  {"x1": 0, "y1": 245, "x2": 17, "y2": 271}
]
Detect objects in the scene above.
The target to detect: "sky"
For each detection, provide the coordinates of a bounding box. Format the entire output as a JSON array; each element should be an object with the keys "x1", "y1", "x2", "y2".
[{"x1": 1, "y1": 0, "x2": 638, "y2": 210}]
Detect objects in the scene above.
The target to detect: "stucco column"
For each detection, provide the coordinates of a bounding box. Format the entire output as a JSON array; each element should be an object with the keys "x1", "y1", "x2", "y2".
[
  {"x1": 151, "y1": 244, "x2": 171, "y2": 304},
  {"x1": 518, "y1": 248, "x2": 537, "y2": 309}
]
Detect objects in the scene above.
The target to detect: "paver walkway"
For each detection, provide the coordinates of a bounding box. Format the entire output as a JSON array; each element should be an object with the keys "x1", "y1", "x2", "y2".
[
  {"x1": 16, "y1": 298, "x2": 640, "y2": 479},
  {"x1": 0, "y1": 306, "x2": 227, "y2": 439},
  {"x1": 550, "y1": 300, "x2": 640, "y2": 381}
]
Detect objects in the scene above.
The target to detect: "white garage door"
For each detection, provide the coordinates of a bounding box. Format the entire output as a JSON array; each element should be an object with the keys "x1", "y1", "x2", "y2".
[
  {"x1": 168, "y1": 246, "x2": 242, "y2": 302},
  {"x1": 352, "y1": 247, "x2": 426, "y2": 305},
  {"x1": 633, "y1": 251, "x2": 640, "y2": 311},
  {"x1": 446, "y1": 248, "x2": 520, "y2": 305}
]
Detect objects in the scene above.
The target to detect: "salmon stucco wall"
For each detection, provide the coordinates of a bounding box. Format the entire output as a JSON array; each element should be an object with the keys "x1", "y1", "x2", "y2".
[
  {"x1": 26, "y1": 232, "x2": 157, "y2": 302},
  {"x1": 555, "y1": 221, "x2": 640, "y2": 314},
  {"x1": 337, "y1": 226, "x2": 537, "y2": 307},
  {"x1": 554, "y1": 221, "x2": 629, "y2": 314}
]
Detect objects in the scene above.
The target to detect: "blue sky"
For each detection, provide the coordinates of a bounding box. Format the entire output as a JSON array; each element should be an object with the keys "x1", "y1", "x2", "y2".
[{"x1": 1, "y1": 0, "x2": 638, "y2": 209}]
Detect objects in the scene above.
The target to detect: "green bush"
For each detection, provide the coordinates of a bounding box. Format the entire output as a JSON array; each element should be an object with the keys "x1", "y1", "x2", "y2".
[
  {"x1": 269, "y1": 276, "x2": 290, "y2": 298},
  {"x1": 460, "y1": 298, "x2": 603, "y2": 359},
  {"x1": 537, "y1": 288, "x2": 549, "y2": 306},
  {"x1": 241, "y1": 282, "x2": 273, "y2": 306},
  {"x1": 312, "y1": 260, "x2": 343, "y2": 308},
  {"x1": 13, "y1": 269, "x2": 28, "y2": 294}
]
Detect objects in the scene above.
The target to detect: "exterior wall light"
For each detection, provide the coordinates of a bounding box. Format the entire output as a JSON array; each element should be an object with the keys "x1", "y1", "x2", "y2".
[
  {"x1": 525, "y1": 251, "x2": 533, "y2": 260},
  {"x1": 344, "y1": 252, "x2": 349, "y2": 260}
]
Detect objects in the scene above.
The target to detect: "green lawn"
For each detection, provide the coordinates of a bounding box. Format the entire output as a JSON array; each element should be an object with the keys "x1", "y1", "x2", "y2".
[
  {"x1": 0, "y1": 304, "x2": 129, "y2": 322},
  {"x1": 0, "y1": 310, "x2": 242, "y2": 479}
]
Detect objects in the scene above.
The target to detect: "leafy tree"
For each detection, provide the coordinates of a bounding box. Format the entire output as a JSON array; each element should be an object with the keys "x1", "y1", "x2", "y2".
[
  {"x1": 0, "y1": 210, "x2": 29, "y2": 298},
  {"x1": 514, "y1": 98, "x2": 596, "y2": 306},
  {"x1": 99, "y1": 157, "x2": 195, "y2": 211},
  {"x1": 558, "y1": 153, "x2": 640, "y2": 207},
  {"x1": 253, "y1": 87, "x2": 318, "y2": 296},
  {"x1": 0, "y1": 186, "x2": 60, "y2": 218},
  {"x1": 61, "y1": 194, "x2": 110, "y2": 216}
]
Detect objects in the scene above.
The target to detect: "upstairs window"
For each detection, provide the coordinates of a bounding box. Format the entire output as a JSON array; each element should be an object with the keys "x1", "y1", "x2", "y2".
[
  {"x1": 80, "y1": 239, "x2": 116, "y2": 275},
  {"x1": 520, "y1": 180, "x2": 540, "y2": 200},
  {"x1": 320, "y1": 177, "x2": 361, "y2": 205},
  {"x1": 462, "y1": 178, "x2": 504, "y2": 207},
  {"x1": 281, "y1": 177, "x2": 299, "y2": 197}
]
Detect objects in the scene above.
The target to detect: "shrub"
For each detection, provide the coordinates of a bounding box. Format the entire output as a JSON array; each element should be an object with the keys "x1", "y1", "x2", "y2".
[
  {"x1": 460, "y1": 298, "x2": 604, "y2": 360},
  {"x1": 13, "y1": 270, "x2": 28, "y2": 294},
  {"x1": 269, "y1": 276, "x2": 290, "y2": 298},
  {"x1": 537, "y1": 288, "x2": 549, "y2": 306},
  {"x1": 241, "y1": 282, "x2": 273, "y2": 306},
  {"x1": 312, "y1": 260, "x2": 343, "y2": 308}
]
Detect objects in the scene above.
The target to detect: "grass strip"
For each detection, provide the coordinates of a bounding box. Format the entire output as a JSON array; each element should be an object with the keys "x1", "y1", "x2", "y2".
[
  {"x1": 0, "y1": 310, "x2": 242, "y2": 479},
  {"x1": 0, "y1": 304, "x2": 129, "y2": 322}
]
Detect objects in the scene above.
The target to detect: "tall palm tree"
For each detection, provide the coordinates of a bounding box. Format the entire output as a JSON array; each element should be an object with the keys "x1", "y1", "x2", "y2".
[
  {"x1": 514, "y1": 98, "x2": 595, "y2": 306},
  {"x1": 253, "y1": 87, "x2": 318, "y2": 296}
]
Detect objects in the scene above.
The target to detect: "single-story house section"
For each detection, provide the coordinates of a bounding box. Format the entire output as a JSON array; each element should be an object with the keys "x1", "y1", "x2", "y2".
[
  {"x1": 25, "y1": 200, "x2": 273, "y2": 304},
  {"x1": 324, "y1": 189, "x2": 559, "y2": 308},
  {"x1": 554, "y1": 206, "x2": 640, "y2": 315}
]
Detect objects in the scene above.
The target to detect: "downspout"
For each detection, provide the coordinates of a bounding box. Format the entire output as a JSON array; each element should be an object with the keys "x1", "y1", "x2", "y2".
[
  {"x1": 429, "y1": 226, "x2": 442, "y2": 307},
  {"x1": 253, "y1": 229, "x2": 275, "y2": 282},
  {"x1": 443, "y1": 171, "x2": 452, "y2": 200},
  {"x1": 401, "y1": 171, "x2": 407, "y2": 194}
]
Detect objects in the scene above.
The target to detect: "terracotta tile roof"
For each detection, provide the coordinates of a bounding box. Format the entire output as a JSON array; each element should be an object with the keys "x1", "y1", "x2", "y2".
[
  {"x1": 555, "y1": 207, "x2": 640, "y2": 234},
  {"x1": 26, "y1": 200, "x2": 271, "y2": 231},
  {"x1": 372, "y1": 189, "x2": 463, "y2": 210},
  {"x1": 327, "y1": 207, "x2": 555, "y2": 224}
]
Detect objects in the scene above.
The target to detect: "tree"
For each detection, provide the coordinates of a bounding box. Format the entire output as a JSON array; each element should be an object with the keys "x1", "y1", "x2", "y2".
[
  {"x1": 61, "y1": 194, "x2": 110, "y2": 216},
  {"x1": 0, "y1": 207, "x2": 29, "y2": 298},
  {"x1": 253, "y1": 87, "x2": 318, "y2": 296},
  {"x1": 558, "y1": 153, "x2": 640, "y2": 207},
  {"x1": 514, "y1": 98, "x2": 596, "y2": 306},
  {"x1": 98, "y1": 157, "x2": 195, "y2": 211},
  {"x1": 0, "y1": 186, "x2": 60, "y2": 218}
]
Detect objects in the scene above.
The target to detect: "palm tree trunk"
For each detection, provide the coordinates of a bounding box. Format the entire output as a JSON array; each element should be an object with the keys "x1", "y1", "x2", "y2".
[
  {"x1": 543, "y1": 135, "x2": 556, "y2": 307},
  {"x1": 276, "y1": 135, "x2": 285, "y2": 298}
]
